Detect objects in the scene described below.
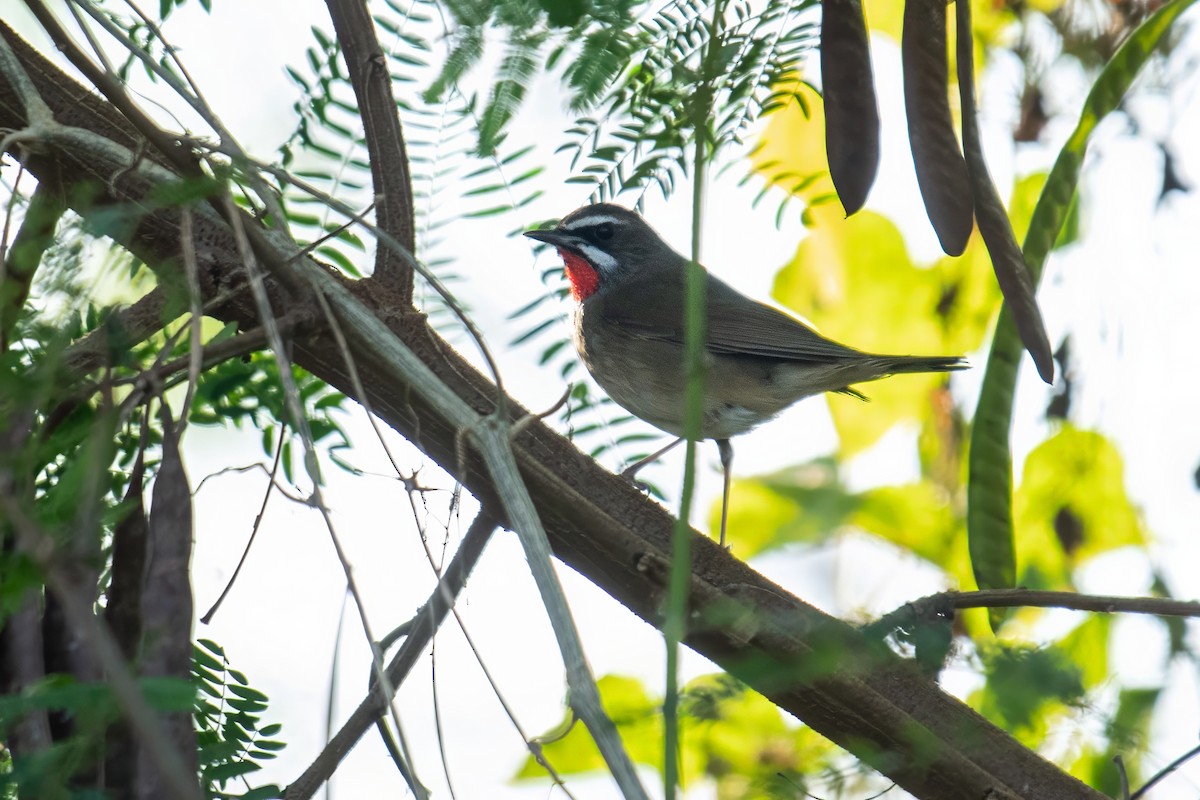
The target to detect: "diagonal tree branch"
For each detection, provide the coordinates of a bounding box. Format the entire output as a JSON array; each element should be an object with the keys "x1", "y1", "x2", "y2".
[{"x1": 0, "y1": 22, "x2": 1109, "y2": 800}]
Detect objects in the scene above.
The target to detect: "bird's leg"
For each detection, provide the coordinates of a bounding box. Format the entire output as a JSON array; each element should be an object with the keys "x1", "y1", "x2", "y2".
[
  {"x1": 619, "y1": 437, "x2": 684, "y2": 488},
  {"x1": 717, "y1": 438, "x2": 733, "y2": 548}
]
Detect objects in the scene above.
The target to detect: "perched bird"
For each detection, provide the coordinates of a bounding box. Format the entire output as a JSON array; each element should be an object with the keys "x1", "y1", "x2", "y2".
[{"x1": 524, "y1": 203, "x2": 966, "y2": 546}]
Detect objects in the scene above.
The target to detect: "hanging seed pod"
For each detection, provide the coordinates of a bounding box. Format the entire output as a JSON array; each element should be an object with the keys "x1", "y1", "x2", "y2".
[
  {"x1": 955, "y1": 0, "x2": 1054, "y2": 383},
  {"x1": 903, "y1": 0, "x2": 973, "y2": 256},
  {"x1": 821, "y1": 0, "x2": 879, "y2": 216}
]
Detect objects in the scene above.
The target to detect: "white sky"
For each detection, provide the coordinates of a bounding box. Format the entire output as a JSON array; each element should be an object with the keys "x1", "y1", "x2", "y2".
[{"x1": 8, "y1": 1, "x2": 1200, "y2": 798}]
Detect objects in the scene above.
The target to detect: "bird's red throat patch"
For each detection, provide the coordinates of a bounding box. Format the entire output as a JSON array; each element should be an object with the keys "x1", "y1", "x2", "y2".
[{"x1": 559, "y1": 248, "x2": 599, "y2": 301}]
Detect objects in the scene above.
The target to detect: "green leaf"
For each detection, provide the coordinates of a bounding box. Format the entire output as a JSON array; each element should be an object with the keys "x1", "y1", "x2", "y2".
[
  {"x1": 538, "y1": 0, "x2": 586, "y2": 27},
  {"x1": 477, "y1": 34, "x2": 544, "y2": 156},
  {"x1": 1076, "y1": 687, "x2": 1161, "y2": 795},
  {"x1": 515, "y1": 674, "x2": 662, "y2": 780},
  {"x1": 314, "y1": 245, "x2": 362, "y2": 277},
  {"x1": 206, "y1": 760, "x2": 262, "y2": 782},
  {"x1": 1013, "y1": 426, "x2": 1147, "y2": 589},
  {"x1": 854, "y1": 481, "x2": 966, "y2": 575},
  {"x1": 1057, "y1": 615, "x2": 1111, "y2": 690},
  {"x1": 714, "y1": 458, "x2": 860, "y2": 559},
  {"x1": 227, "y1": 684, "x2": 269, "y2": 702},
  {"x1": 228, "y1": 698, "x2": 269, "y2": 714},
  {"x1": 974, "y1": 643, "x2": 1084, "y2": 739},
  {"x1": 193, "y1": 643, "x2": 225, "y2": 671},
  {"x1": 967, "y1": 0, "x2": 1197, "y2": 602},
  {"x1": 771, "y1": 209, "x2": 992, "y2": 457}
]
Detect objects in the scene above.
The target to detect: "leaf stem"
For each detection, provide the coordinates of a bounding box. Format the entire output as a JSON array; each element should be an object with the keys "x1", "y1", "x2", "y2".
[{"x1": 665, "y1": 2, "x2": 723, "y2": 796}]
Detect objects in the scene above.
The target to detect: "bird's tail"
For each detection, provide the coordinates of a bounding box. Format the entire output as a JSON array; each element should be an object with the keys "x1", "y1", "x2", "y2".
[
  {"x1": 878, "y1": 354, "x2": 970, "y2": 374},
  {"x1": 833, "y1": 355, "x2": 968, "y2": 401}
]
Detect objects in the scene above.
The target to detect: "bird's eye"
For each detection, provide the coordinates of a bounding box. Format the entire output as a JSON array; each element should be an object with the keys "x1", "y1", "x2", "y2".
[{"x1": 595, "y1": 223, "x2": 614, "y2": 241}]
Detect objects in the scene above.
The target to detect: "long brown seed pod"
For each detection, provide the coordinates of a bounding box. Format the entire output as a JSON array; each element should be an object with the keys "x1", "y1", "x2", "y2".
[
  {"x1": 821, "y1": 0, "x2": 880, "y2": 216},
  {"x1": 903, "y1": 0, "x2": 974, "y2": 255}
]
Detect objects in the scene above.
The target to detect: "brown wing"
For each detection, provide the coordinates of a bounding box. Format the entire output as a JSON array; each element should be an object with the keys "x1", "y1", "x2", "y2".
[{"x1": 597, "y1": 270, "x2": 865, "y2": 363}]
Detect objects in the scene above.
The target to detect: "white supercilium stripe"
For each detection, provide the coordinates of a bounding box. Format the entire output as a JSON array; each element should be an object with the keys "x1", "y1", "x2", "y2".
[{"x1": 563, "y1": 214, "x2": 623, "y2": 231}]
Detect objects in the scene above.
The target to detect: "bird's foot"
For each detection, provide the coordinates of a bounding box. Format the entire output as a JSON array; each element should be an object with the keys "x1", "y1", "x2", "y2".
[{"x1": 618, "y1": 465, "x2": 653, "y2": 494}]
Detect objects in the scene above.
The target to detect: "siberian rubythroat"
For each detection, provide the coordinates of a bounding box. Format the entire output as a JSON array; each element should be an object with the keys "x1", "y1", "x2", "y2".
[{"x1": 524, "y1": 203, "x2": 967, "y2": 546}]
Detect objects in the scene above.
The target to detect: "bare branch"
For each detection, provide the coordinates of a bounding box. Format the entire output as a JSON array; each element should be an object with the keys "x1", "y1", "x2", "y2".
[
  {"x1": 472, "y1": 419, "x2": 650, "y2": 799},
  {"x1": 324, "y1": 0, "x2": 416, "y2": 298},
  {"x1": 869, "y1": 589, "x2": 1200, "y2": 638},
  {"x1": 199, "y1": 422, "x2": 288, "y2": 624},
  {"x1": 1131, "y1": 742, "x2": 1200, "y2": 799},
  {"x1": 64, "y1": 288, "x2": 170, "y2": 373}
]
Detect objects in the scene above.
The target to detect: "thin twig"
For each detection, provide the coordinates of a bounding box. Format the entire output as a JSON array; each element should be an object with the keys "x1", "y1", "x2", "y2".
[
  {"x1": 192, "y1": 462, "x2": 307, "y2": 505},
  {"x1": 370, "y1": 619, "x2": 417, "y2": 780},
  {"x1": 113, "y1": 323, "x2": 279, "y2": 390},
  {"x1": 117, "y1": 0, "x2": 206, "y2": 99},
  {"x1": 401, "y1": 488, "x2": 578, "y2": 799},
  {"x1": 190, "y1": 139, "x2": 507, "y2": 396},
  {"x1": 0, "y1": 161, "x2": 24, "y2": 270},
  {"x1": 70, "y1": 0, "x2": 291, "y2": 228},
  {"x1": 1113, "y1": 755, "x2": 1130, "y2": 800},
  {"x1": 1130, "y1": 742, "x2": 1200, "y2": 799},
  {"x1": 199, "y1": 424, "x2": 288, "y2": 624},
  {"x1": 322, "y1": 589, "x2": 350, "y2": 800},
  {"x1": 64, "y1": 0, "x2": 118, "y2": 77},
  {"x1": 399, "y1": 484, "x2": 458, "y2": 795},
  {"x1": 869, "y1": 589, "x2": 1200, "y2": 637},
  {"x1": 429, "y1": 638, "x2": 459, "y2": 800},
  {"x1": 287, "y1": 202, "x2": 375, "y2": 266},
  {"x1": 509, "y1": 383, "x2": 572, "y2": 439},
  {"x1": 449, "y1": 602, "x2": 579, "y2": 798},
  {"x1": 283, "y1": 510, "x2": 499, "y2": 800},
  {"x1": 21, "y1": 0, "x2": 204, "y2": 180},
  {"x1": 311, "y1": 290, "x2": 405, "y2": 477}
]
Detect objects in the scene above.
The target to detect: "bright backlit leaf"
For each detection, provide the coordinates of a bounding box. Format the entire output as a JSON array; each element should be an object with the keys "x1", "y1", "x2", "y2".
[
  {"x1": 712, "y1": 459, "x2": 860, "y2": 559},
  {"x1": 771, "y1": 208, "x2": 995, "y2": 455},
  {"x1": 1014, "y1": 425, "x2": 1148, "y2": 589}
]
